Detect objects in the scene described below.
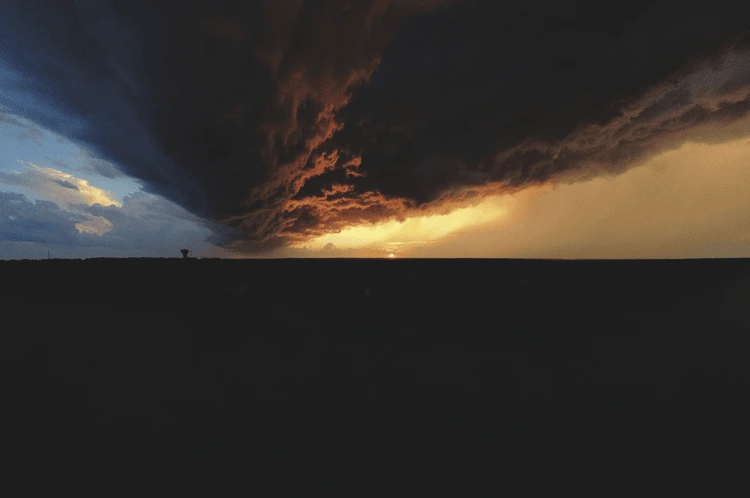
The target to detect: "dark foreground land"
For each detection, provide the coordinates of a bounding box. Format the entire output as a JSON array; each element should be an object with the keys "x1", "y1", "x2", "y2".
[{"x1": 3, "y1": 258, "x2": 750, "y2": 494}]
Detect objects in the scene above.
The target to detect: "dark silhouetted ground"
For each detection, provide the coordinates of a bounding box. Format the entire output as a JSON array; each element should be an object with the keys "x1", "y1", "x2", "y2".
[{"x1": 2, "y1": 258, "x2": 749, "y2": 494}]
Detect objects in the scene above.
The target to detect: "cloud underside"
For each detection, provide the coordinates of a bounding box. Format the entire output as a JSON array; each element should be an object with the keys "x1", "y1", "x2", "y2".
[
  {"x1": 410, "y1": 134, "x2": 750, "y2": 259},
  {"x1": 1, "y1": 0, "x2": 750, "y2": 252}
]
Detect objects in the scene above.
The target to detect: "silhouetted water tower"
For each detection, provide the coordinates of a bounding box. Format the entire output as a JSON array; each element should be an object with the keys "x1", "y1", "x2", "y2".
[{"x1": 181, "y1": 249, "x2": 190, "y2": 259}]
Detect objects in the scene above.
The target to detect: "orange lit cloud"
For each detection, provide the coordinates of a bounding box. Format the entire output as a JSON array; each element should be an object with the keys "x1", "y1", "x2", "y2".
[
  {"x1": 233, "y1": 47, "x2": 750, "y2": 252},
  {"x1": 218, "y1": 0, "x2": 469, "y2": 247},
  {"x1": 264, "y1": 113, "x2": 750, "y2": 259}
]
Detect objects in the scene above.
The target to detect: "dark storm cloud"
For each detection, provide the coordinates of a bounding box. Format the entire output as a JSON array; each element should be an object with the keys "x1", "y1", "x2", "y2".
[
  {"x1": 1, "y1": 0, "x2": 749, "y2": 251},
  {"x1": 0, "y1": 1, "x2": 204, "y2": 210},
  {"x1": 330, "y1": 0, "x2": 750, "y2": 199}
]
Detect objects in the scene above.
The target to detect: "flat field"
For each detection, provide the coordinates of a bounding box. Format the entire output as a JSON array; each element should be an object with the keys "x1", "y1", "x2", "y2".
[{"x1": 3, "y1": 258, "x2": 749, "y2": 493}]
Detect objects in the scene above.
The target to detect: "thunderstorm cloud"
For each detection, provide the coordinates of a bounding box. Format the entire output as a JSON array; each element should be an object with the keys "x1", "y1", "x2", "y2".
[{"x1": 1, "y1": 0, "x2": 749, "y2": 252}]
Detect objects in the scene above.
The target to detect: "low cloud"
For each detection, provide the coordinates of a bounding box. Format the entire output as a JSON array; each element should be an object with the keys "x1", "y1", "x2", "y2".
[
  {"x1": 75, "y1": 215, "x2": 113, "y2": 236},
  {"x1": 0, "y1": 189, "x2": 223, "y2": 259},
  {"x1": 0, "y1": 191, "x2": 88, "y2": 245}
]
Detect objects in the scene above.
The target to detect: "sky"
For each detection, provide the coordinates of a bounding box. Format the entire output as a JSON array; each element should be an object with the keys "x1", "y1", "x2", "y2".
[{"x1": 1, "y1": 0, "x2": 750, "y2": 259}]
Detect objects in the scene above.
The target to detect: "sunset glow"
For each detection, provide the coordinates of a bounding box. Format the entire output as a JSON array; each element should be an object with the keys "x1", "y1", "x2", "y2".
[
  {"x1": 2, "y1": 0, "x2": 750, "y2": 259},
  {"x1": 4, "y1": 1, "x2": 749, "y2": 489},
  {"x1": 298, "y1": 194, "x2": 513, "y2": 252}
]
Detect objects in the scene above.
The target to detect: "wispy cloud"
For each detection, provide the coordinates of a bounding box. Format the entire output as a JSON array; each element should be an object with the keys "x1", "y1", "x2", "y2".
[{"x1": 0, "y1": 163, "x2": 121, "y2": 208}]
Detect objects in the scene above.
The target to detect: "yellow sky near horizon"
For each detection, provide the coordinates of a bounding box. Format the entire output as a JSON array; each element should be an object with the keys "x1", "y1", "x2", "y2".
[
  {"x1": 295, "y1": 194, "x2": 514, "y2": 253},
  {"x1": 274, "y1": 126, "x2": 750, "y2": 259}
]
